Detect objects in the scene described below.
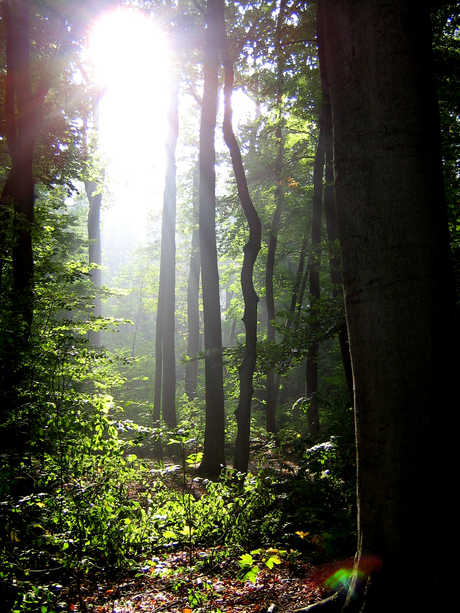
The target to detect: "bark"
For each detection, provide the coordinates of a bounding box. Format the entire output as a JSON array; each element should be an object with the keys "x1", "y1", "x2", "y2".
[
  {"x1": 0, "y1": 0, "x2": 51, "y2": 457},
  {"x1": 185, "y1": 165, "x2": 200, "y2": 401},
  {"x1": 198, "y1": 0, "x2": 225, "y2": 476},
  {"x1": 0, "y1": 0, "x2": 36, "y2": 334},
  {"x1": 301, "y1": 1, "x2": 457, "y2": 610},
  {"x1": 265, "y1": 0, "x2": 287, "y2": 435},
  {"x1": 305, "y1": 110, "x2": 325, "y2": 436},
  {"x1": 154, "y1": 83, "x2": 179, "y2": 429},
  {"x1": 85, "y1": 180, "x2": 102, "y2": 347},
  {"x1": 219, "y1": 0, "x2": 262, "y2": 474},
  {"x1": 319, "y1": 42, "x2": 354, "y2": 407}
]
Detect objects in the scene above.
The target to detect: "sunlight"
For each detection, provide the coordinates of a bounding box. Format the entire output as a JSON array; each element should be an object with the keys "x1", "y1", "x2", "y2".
[
  {"x1": 231, "y1": 88, "x2": 258, "y2": 126},
  {"x1": 87, "y1": 8, "x2": 171, "y2": 252}
]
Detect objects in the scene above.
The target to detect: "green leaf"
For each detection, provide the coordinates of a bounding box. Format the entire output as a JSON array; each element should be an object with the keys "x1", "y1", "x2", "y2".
[{"x1": 265, "y1": 555, "x2": 282, "y2": 569}]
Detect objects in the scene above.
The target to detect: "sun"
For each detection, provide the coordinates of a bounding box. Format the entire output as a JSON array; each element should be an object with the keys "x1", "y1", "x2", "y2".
[
  {"x1": 87, "y1": 7, "x2": 171, "y2": 246},
  {"x1": 89, "y1": 7, "x2": 171, "y2": 171}
]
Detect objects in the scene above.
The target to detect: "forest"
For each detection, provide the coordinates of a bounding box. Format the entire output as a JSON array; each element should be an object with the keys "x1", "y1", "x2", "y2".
[{"x1": 0, "y1": 0, "x2": 458, "y2": 612}]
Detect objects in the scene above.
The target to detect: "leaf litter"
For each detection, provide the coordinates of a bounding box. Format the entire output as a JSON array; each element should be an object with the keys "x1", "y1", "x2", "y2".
[{"x1": 63, "y1": 548, "x2": 330, "y2": 612}]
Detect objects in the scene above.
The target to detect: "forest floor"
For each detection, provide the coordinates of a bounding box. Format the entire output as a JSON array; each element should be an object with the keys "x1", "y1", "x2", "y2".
[
  {"x1": 58, "y1": 454, "x2": 347, "y2": 613},
  {"x1": 61, "y1": 548, "x2": 339, "y2": 612},
  {"x1": 57, "y1": 442, "x2": 354, "y2": 613}
]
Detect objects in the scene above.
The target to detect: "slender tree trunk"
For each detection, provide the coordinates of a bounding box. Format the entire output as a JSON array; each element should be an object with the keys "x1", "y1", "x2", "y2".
[
  {"x1": 297, "y1": 2, "x2": 457, "y2": 611},
  {"x1": 198, "y1": 0, "x2": 225, "y2": 476},
  {"x1": 274, "y1": 236, "x2": 309, "y2": 403},
  {"x1": 265, "y1": 187, "x2": 280, "y2": 434},
  {"x1": 305, "y1": 112, "x2": 325, "y2": 436},
  {"x1": 153, "y1": 292, "x2": 163, "y2": 421},
  {"x1": 85, "y1": 180, "x2": 102, "y2": 347},
  {"x1": 219, "y1": 0, "x2": 262, "y2": 474},
  {"x1": 185, "y1": 165, "x2": 200, "y2": 400},
  {"x1": 154, "y1": 83, "x2": 179, "y2": 429},
  {"x1": 265, "y1": 0, "x2": 287, "y2": 435}
]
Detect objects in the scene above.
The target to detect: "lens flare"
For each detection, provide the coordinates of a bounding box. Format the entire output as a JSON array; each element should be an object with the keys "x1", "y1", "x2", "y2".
[{"x1": 312, "y1": 555, "x2": 382, "y2": 595}]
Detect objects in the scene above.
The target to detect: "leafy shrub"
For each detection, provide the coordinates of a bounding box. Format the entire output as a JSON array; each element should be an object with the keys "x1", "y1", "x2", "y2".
[{"x1": 286, "y1": 436, "x2": 357, "y2": 558}]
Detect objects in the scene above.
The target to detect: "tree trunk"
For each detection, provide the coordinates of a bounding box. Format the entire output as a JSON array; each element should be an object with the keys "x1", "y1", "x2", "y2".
[
  {"x1": 219, "y1": 0, "x2": 262, "y2": 474},
  {"x1": 298, "y1": 1, "x2": 457, "y2": 610},
  {"x1": 273, "y1": 236, "x2": 309, "y2": 401},
  {"x1": 1, "y1": 0, "x2": 36, "y2": 335},
  {"x1": 198, "y1": 0, "x2": 226, "y2": 476},
  {"x1": 305, "y1": 110, "x2": 324, "y2": 436},
  {"x1": 185, "y1": 164, "x2": 201, "y2": 401},
  {"x1": 85, "y1": 180, "x2": 102, "y2": 347},
  {"x1": 265, "y1": 0, "x2": 287, "y2": 435},
  {"x1": 154, "y1": 82, "x2": 179, "y2": 429},
  {"x1": 320, "y1": 59, "x2": 354, "y2": 408}
]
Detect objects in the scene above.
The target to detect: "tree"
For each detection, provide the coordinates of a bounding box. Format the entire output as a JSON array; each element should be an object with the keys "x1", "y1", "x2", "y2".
[
  {"x1": 154, "y1": 82, "x2": 179, "y2": 429},
  {"x1": 264, "y1": 0, "x2": 287, "y2": 435},
  {"x1": 0, "y1": 0, "x2": 43, "y2": 334},
  {"x1": 85, "y1": 177, "x2": 103, "y2": 346},
  {"x1": 185, "y1": 163, "x2": 201, "y2": 401},
  {"x1": 198, "y1": 0, "x2": 226, "y2": 476},
  {"x1": 296, "y1": 1, "x2": 457, "y2": 610},
  {"x1": 305, "y1": 106, "x2": 324, "y2": 436},
  {"x1": 321, "y1": 84, "x2": 353, "y2": 406},
  {"x1": 218, "y1": 0, "x2": 262, "y2": 474}
]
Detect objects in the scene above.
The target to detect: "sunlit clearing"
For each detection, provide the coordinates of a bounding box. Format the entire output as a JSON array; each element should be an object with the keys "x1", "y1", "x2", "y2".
[{"x1": 88, "y1": 7, "x2": 171, "y2": 246}]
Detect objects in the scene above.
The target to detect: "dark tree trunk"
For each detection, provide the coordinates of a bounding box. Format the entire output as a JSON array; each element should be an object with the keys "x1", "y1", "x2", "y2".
[
  {"x1": 1, "y1": 0, "x2": 36, "y2": 334},
  {"x1": 305, "y1": 111, "x2": 325, "y2": 436},
  {"x1": 0, "y1": 0, "x2": 51, "y2": 459},
  {"x1": 265, "y1": 193, "x2": 280, "y2": 434},
  {"x1": 85, "y1": 180, "x2": 102, "y2": 347},
  {"x1": 265, "y1": 0, "x2": 287, "y2": 435},
  {"x1": 320, "y1": 54, "x2": 354, "y2": 408},
  {"x1": 198, "y1": 0, "x2": 225, "y2": 476},
  {"x1": 154, "y1": 83, "x2": 179, "y2": 429},
  {"x1": 219, "y1": 0, "x2": 262, "y2": 474},
  {"x1": 274, "y1": 236, "x2": 309, "y2": 406},
  {"x1": 297, "y1": 2, "x2": 457, "y2": 611},
  {"x1": 185, "y1": 165, "x2": 200, "y2": 401}
]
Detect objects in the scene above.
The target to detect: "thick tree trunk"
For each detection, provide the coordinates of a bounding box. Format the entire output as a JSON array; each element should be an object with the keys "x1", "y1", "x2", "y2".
[
  {"x1": 198, "y1": 0, "x2": 226, "y2": 476},
  {"x1": 154, "y1": 83, "x2": 179, "y2": 429},
  {"x1": 1, "y1": 0, "x2": 36, "y2": 334},
  {"x1": 185, "y1": 165, "x2": 200, "y2": 401},
  {"x1": 219, "y1": 0, "x2": 262, "y2": 474},
  {"x1": 321, "y1": 85, "x2": 354, "y2": 406},
  {"x1": 85, "y1": 180, "x2": 102, "y2": 347},
  {"x1": 297, "y1": 1, "x2": 457, "y2": 611}
]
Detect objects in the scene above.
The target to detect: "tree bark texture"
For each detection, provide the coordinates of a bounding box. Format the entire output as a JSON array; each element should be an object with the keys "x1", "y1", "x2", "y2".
[
  {"x1": 321, "y1": 84, "x2": 354, "y2": 406},
  {"x1": 311, "y1": 1, "x2": 457, "y2": 610},
  {"x1": 219, "y1": 0, "x2": 262, "y2": 474},
  {"x1": 154, "y1": 83, "x2": 179, "y2": 429},
  {"x1": 1, "y1": 0, "x2": 36, "y2": 333},
  {"x1": 198, "y1": 0, "x2": 225, "y2": 476}
]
